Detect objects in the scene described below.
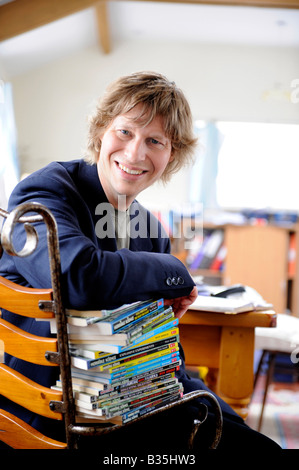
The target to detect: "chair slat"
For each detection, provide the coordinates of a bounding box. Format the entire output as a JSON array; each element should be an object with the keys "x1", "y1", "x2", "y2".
[
  {"x1": 0, "y1": 409, "x2": 66, "y2": 449},
  {"x1": 0, "y1": 276, "x2": 54, "y2": 318},
  {"x1": 0, "y1": 364, "x2": 63, "y2": 419},
  {"x1": 0, "y1": 318, "x2": 58, "y2": 366}
]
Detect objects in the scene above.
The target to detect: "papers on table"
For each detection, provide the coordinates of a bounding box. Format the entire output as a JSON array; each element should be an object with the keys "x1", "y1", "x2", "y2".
[{"x1": 191, "y1": 284, "x2": 273, "y2": 314}]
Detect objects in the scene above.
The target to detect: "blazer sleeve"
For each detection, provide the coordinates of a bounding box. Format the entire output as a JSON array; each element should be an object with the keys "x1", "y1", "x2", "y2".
[{"x1": 3, "y1": 170, "x2": 195, "y2": 310}]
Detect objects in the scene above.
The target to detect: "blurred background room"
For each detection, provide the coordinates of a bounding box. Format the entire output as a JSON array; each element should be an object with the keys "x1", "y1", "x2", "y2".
[{"x1": 0, "y1": 0, "x2": 299, "y2": 448}]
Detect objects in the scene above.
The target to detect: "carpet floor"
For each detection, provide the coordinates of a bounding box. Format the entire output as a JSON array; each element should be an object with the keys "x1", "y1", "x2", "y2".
[{"x1": 246, "y1": 375, "x2": 299, "y2": 449}]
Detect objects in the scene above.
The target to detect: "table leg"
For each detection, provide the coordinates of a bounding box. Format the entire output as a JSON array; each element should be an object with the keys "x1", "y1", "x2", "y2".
[{"x1": 217, "y1": 326, "x2": 255, "y2": 419}]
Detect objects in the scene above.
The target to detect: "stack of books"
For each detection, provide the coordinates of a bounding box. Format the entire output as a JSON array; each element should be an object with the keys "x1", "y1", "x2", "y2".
[{"x1": 51, "y1": 299, "x2": 183, "y2": 424}]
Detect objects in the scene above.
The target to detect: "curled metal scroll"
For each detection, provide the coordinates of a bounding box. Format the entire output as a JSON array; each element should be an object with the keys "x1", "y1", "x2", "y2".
[
  {"x1": 0, "y1": 202, "x2": 61, "y2": 295},
  {"x1": 0, "y1": 205, "x2": 43, "y2": 258}
]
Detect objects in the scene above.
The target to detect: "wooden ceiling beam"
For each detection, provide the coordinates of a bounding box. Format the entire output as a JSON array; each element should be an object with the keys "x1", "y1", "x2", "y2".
[
  {"x1": 0, "y1": 0, "x2": 100, "y2": 42},
  {"x1": 94, "y1": 1, "x2": 111, "y2": 54},
  {"x1": 0, "y1": 0, "x2": 299, "y2": 43},
  {"x1": 130, "y1": 0, "x2": 299, "y2": 8}
]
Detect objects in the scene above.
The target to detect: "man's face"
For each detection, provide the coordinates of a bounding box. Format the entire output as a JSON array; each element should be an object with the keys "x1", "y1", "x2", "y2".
[{"x1": 97, "y1": 104, "x2": 173, "y2": 208}]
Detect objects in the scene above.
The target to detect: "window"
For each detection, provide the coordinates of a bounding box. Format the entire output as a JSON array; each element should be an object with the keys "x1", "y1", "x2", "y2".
[
  {"x1": 0, "y1": 81, "x2": 19, "y2": 209},
  {"x1": 192, "y1": 121, "x2": 299, "y2": 212}
]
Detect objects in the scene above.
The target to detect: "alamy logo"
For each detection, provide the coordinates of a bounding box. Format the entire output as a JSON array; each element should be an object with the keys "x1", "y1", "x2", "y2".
[{"x1": 94, "y1": 197, "x2": 203, "y2": 241}]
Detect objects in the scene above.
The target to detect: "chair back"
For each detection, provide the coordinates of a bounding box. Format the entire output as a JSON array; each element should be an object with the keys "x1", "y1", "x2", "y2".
[{"x1": 0, "y1": 202, "x2": 73, "y2": 449}]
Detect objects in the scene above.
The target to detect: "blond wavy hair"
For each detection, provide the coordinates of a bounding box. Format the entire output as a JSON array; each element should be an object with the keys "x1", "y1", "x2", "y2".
[{"x1": 84, "y1": 71, "x2": 197, "y2": 183}]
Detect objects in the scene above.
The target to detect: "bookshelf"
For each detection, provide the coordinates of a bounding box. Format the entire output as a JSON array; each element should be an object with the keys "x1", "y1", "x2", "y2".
[{"x1": 172, "y1": 222, "x2": 299, "y2": 318}]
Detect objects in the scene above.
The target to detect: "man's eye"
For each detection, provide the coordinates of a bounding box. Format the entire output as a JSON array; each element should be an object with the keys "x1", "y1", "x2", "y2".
[
  {"x1": 116, "y1": 129, "x2": 130, "y2": 138},
  {"x1": 149, "y1": 138, "x2": 165, "y2": 147}
]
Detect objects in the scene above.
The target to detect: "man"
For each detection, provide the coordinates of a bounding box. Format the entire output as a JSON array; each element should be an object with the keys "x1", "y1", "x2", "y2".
[{"x1": 0, "y1": 71, "x2": 280, "y2": 451}]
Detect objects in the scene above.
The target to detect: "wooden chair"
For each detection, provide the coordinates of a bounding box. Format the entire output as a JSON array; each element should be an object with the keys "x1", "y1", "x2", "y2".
[{"x1": 0, "y1": 202, "x2": 223, "y2": 450}]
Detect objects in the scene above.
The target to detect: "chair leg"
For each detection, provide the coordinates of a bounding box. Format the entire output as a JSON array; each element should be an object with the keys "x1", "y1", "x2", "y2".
[
  {"x1": 254, "y1": 350, "x2": 267, "y2": 390},
  {"x1": 257, "y1": 351, "x2": 276, "y2": 432}
]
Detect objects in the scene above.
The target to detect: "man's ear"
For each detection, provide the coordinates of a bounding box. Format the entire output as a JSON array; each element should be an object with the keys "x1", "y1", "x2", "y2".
[{"x1": 168, "y1": 152, "x2": 175, "y2": 163}]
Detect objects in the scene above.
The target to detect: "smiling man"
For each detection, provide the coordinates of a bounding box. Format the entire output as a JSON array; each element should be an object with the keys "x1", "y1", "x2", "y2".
[
  {"x1": 0, "y1": 71, "x2": 280, "y2": 451},
  {"x1": 97, "y1": 105, "x2": 174, "y2": 209}
]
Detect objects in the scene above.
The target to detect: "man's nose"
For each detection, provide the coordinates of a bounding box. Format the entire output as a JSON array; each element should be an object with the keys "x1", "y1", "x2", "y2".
[{"x1": 124, "y1": 138, "x2": 146, "y2": 162}]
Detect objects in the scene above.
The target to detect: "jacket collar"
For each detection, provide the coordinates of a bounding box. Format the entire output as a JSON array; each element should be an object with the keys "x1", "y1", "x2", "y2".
[{"x1": 77, "y1": 161, "x2": 153, "y2": 253}]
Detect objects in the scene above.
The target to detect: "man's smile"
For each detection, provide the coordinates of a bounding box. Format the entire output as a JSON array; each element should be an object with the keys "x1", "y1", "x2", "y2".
[{"x1": 118, "y1": 162, "x2": 145, "y2": 176}]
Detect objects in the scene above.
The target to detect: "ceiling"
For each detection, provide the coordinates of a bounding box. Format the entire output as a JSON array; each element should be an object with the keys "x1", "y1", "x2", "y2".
[{"x1": 0, "y1": 0, "x2": 299, "y2": 77}]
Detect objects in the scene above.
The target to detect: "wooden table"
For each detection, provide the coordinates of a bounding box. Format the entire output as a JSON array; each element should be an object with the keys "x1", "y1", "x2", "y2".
[{"x1": 179, "y1": 309, "x2": 277, "y2": 419}]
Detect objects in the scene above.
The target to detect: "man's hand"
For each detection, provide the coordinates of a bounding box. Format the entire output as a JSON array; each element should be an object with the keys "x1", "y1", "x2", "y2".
[{"x1": 164, "y1": 286, "x2": 198, "y2": 320}]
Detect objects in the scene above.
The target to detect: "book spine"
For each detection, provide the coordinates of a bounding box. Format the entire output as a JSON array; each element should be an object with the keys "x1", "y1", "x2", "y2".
[
  {"x1": 189, "y1": 232, "x2": 211, "y2": 269},
  {"x1": 210, "y1": 244, "x2": 227, "y2": 271},
  {"x1": 67, "y1": 299, "x2": 164, "y2": 335},
  {"x1": 74, "y1": 338, "x2": 179, "y2": 370},
  {"x1": 122, "y1": 306, "x2": 174, "y2": 336},
  {"x1": 101, "y1": 300, "x2": 150, "y2": 319},
  {"x1": 79, "y1": 353, "x2": 180, "y2": 385},
  {"x1": 103, "y1": 345, "x2": 179, "y2": 373},
  {"x1": 125, "y1": 309, "x2": 175, "y2": 341},
  {"x1": 104, "y1": 383, "x2": 182, "y2": 418},
  {"x1": 100, "y1": 377, "x2": 178, "y2": 403},
  {"x1": 71, "y1": 360, "x2": 181, "y2": 386},
  {"x1": 98, "y1": 380, "x2": 180, "y2": 410},
  {"x1": 122, "y1": 390, "x2": 183, "y2": 424},
  {"x1": 198, "y1": 230, "x2": 224, "y2": 269},
  {"x1": 76, "y1": 333, "x2": 179, "y2": 361},
  {"x1": 127, "y1": 327, "x2": 179, "y2": 349},
  {"x1": 108, "y1": 362, "x2": 180, "y2": 389},
  {"x1": 71, "y1": 343, "x2": 178, "y2": 371},
  {"x1": 288, "y1": 232, "x2": 297, "y2": 277},
  {"x1": 109, "y1": 352, "x2": 181, "y2": 380},
  {"x1": 128, "y1": 318, "x2": 179, "y2": 347},
  {"x1": 110, "y1": 298, "x2": 164, "y2": 333}
]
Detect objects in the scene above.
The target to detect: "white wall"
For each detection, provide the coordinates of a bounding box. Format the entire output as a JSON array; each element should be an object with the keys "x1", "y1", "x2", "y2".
[
  {"x1": 9, "y1": 39, "x2": 299, "y2": 208},
  {"x1": 0, "y1": 57, "x2": 7, "y2": 81}
]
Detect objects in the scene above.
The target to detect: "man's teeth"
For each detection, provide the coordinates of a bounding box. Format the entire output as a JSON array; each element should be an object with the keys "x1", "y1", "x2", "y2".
[{"x1": 119, "y1": 163, "x2": 143, "y2": 175}]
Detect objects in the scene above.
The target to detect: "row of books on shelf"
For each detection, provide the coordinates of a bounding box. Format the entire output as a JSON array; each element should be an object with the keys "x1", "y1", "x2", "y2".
[
  {"x1": 186, "y1": 229, "x2": 226, "y2": 272},
  {"x1": 288, "y1": 232, "x2": 297, "y2": 277},
  {"x1": 50, "y1": 298, "x2": 183, "y2": 424},
  {"x1": 186, "y1": 224, "x2": 298, "y2": 276}
]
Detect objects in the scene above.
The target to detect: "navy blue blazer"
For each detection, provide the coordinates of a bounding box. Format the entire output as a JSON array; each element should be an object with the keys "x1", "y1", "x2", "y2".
[
  {"x1": 0, "y1": 159, "x2": 205, "y2": 437},
  {"x1": 1, "y1": 159, "x2": 195, "y2": 309}
]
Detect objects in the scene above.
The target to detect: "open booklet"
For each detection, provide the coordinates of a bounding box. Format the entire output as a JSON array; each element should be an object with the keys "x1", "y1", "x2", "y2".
[{"x1": 191, "y1": 284, "x2": 274, "y2": 314}]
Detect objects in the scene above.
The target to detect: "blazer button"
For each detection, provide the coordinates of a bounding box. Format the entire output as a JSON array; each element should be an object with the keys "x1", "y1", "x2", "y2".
[
  {"x1": 178, "y1": 276, "x2": 184, "y2": 285},
  {"x1": 166, "y1": 277, "x2": 173, "y2": 286},
  {"x1": 171, "y1": 277, "x2": 178, "y2": 286}
]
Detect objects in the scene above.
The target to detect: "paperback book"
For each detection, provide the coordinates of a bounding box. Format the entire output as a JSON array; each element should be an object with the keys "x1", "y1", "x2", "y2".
[
  {"x1": 51, "y1": 298, "x2": 164, "y2": 334},
  {"x1": 68, "y1": 315, "x2": 179, "y2": 349},
  {"x1": 70, "y1": 335, "x2": 179, "y2": 369},
  {"x1": 68, "y1": 361, "x2": 181, "y2": 393},
  {"x1": 54, "y1": 299, "x2": 184, "y2": 423},
  {"x1": 70, "y1": 327, "x2": 179, "y2": 355}
]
